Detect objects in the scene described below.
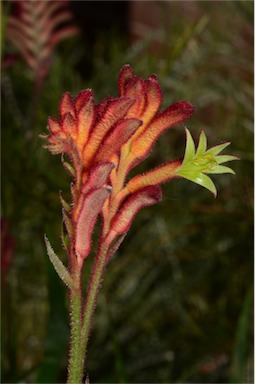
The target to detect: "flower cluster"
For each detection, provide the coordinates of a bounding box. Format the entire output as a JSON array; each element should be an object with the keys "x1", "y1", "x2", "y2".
[
  {"x1": 43, "y1": 65, "x2": 237, "y2": 277},
  {"x1": 42, "y1": 64, "x2": 238, "y2": 383}
]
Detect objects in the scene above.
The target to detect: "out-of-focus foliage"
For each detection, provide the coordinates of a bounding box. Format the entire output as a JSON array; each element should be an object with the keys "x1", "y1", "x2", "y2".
[
  {"x1": 1, "y1": 1, "x2": 253, "y2": 383},
  {"x1": 5, "y1": 0, "x2": 79, "y2": 86}
]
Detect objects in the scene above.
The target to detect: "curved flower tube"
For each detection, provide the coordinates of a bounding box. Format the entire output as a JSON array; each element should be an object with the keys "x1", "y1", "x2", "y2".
[{"x1": 42, "y1": 64, "x2": 238, "y2": 384}]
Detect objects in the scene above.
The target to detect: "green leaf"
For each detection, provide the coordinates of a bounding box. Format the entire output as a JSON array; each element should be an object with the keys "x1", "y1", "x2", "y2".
[{"x1": 44, "y1": 235, "x2": 75, "y2": 290}]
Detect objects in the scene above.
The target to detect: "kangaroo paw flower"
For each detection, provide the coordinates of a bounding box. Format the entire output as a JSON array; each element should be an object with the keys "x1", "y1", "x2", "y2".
[
  {"x1": 42, "y1": 64, "x2": 238, "y2": 272},
  {"x1": 175, "y1": 129, "x2": 239, "y2": 196},
  {"x1": 42, "y1": 64, "x2": 239, "y2": 383}
]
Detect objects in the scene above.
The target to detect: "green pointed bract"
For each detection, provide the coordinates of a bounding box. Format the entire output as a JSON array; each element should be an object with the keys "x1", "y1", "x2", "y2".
[
  {"x1": 216, "y1": 155, "x2": 238, "y2": 164},
  {"x1": 196, "y1": 130, "x2": 207, "y2": 156},
  {"x1": 61, "y1": 222, "x2": 70, "y2": 254},
  {"x1": 182, "y1": 172, "x2": 217, "y2": 196},
  {"x1": 206, "y1": 165, "x2": 236, "y2": 175},
  {"x1": 206, "y1": 142, "x2": 230, "y2": 156},
  {"x1": 44, "y1": 235, "x2": 76, "y2": 290},
  {"x1": 59, "y1": 191, "x2": 71, "y2": 213},
  {"x1": 183, "y1": 128, "x2": 196, "y2": 162},
  {"x1": 61, "y1": 154, "x2": 75, "y2": 177},
  {"x1": 63, "y1": 210, "x2": 74, "y2": 240},
  {"x1": 176, "y1": 129, "x2": 238, "y2": 196}
]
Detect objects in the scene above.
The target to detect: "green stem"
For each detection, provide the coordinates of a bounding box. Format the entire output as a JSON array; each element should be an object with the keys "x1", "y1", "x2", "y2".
[
  {"x1": 80, "y1": 243, "x2": 109, "y2": 378},
  {"x1": 67, "y1": 242, "x2": 109, "y2": 383},
  {"x1": 67, "y1": 271, "x2": 83, "y2": 384}
]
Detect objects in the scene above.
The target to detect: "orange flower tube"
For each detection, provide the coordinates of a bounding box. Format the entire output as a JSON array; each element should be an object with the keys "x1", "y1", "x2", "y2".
[{"x1": 42, "y1": 65, "x2": 237, "y2": 384}]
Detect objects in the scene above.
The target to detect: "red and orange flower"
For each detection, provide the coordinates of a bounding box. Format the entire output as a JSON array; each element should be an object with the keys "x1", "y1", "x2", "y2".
[
  {"x1": 43, "y1": 64, "x2": 237, "y2": 276},
  {"x1": 42, "y1": 64, "x2": 238, "y2": 383}
]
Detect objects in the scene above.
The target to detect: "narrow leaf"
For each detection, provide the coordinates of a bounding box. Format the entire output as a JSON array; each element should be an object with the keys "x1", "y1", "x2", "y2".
[{"x1": 44, "y1": 235, "x2": 75, "y2": 289}]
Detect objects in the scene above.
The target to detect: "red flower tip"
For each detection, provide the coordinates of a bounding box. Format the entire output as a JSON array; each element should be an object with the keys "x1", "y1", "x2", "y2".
[
  {"x1": 48, "y1": 117, "x2": 61, "y2": 134},
  {"x1": 59, "y1": 92, "x2": 75, "y2": 118},
  {"x1": 168, "y1": 100, "x2": 195, "y2": 117},
  {"x1": 118, "y1": 64, "x2": 136, "y2": 96},
  {"x1": 75, "y1": 89, "x2": 93, "y2": 112},
  {"x1": 129, "y1": 100, "x2": 195, "y2": 166},
  {"x1": 153, "y1": 100, "x2": 195, "y2": 128},
  {"x1": 44, "y1": 65, "x2": 197, "y2": 266},
  {"x1": 62, "y1": 112, "x2": 77, "y2": 139}
]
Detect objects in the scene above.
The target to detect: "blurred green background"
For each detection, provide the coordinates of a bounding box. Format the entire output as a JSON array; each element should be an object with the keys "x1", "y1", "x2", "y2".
[{"x1": 1, "y1": 1, "x2": 253, "y2": 383}]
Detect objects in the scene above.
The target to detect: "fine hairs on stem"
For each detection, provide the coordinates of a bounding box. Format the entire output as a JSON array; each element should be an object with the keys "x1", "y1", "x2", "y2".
[{"x1": 42, "y1": 65, "x2": 238, "y2": 383}]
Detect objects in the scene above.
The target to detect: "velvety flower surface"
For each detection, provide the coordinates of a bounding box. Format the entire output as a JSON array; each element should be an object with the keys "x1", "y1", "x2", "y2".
[
  {"x1": 43, "y1": 65, "x2": 237, "y2": 270},
  {"x1": 42, "y1": 65, "x2": 238, "y2": 384}
]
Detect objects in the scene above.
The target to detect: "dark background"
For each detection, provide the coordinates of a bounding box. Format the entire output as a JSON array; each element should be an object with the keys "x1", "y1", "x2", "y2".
[{"x1": 1, "y1": 1, "x2": 253, "y2": 383}]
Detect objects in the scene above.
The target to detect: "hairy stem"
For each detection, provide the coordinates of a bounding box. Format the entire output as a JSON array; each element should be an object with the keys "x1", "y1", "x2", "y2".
[
  {"x1": 79, "y1": 242, "x2": 109, "y2": 379},
  {"x1": 67, "y1": 269, "x2": 83, "y2": 384}
]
